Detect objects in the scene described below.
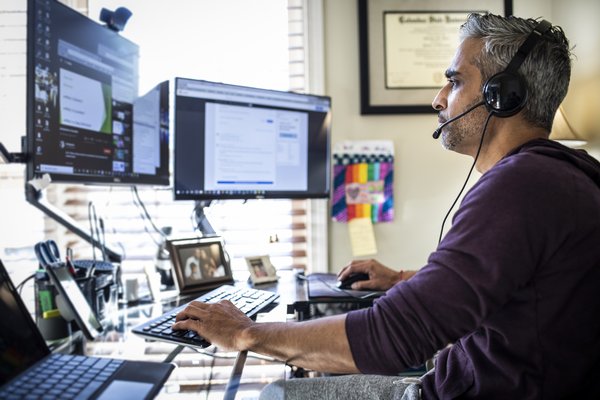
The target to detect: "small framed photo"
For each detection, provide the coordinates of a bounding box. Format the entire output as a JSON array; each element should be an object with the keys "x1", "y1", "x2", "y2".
[
  {"x1": 167, "y1": 236, "x2": 232, "y2": 294},
  {"x1": 245, "y1": 255, "x2": 278, "y2": 284}
]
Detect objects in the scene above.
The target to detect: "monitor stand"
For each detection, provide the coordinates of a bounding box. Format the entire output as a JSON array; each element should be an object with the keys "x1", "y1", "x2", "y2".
[{"x1": 194, "y1": 200, "x2": 217, "y2": 237}]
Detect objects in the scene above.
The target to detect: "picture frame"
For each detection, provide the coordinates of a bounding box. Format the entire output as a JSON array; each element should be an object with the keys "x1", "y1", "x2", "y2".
[
  {"x1": 245, "y1": 255, "x2": 279, "y2": 285},
  {"x1": 358, "y1": 0, "x2": 513, "y2": 114},
  {"x1": 167, "y1": 236, "x2": 232, "y2": 294}
]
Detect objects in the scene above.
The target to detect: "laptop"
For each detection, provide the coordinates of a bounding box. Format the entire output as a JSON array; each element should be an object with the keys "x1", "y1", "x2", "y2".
[{"x1": 0, "y1": 259, "x2": 174, "y2": 400}]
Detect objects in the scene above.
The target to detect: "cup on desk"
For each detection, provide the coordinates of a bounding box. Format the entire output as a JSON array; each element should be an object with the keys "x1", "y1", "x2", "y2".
[{"x1": 124, "y1": 278, "x2": 140, "y2": 303}]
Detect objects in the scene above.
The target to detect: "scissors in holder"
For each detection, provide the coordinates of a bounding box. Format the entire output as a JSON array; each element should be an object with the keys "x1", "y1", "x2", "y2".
[{"x1": 34, "y1": 240, "x2": 61, "y2": 268}]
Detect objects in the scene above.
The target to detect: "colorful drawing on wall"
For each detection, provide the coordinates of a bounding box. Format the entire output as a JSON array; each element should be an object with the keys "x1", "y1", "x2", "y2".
[{"x1": 331, "y1": 141, "x2": 394, "y2": 223}]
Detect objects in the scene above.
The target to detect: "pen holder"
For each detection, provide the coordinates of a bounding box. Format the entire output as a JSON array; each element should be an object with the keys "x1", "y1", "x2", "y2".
[
  {"x1": 76, "y1": 272, "x2": 118, "y2": 328},
  {"x1": 35, "y1": 263, "x2": 119, "y2": 336}
]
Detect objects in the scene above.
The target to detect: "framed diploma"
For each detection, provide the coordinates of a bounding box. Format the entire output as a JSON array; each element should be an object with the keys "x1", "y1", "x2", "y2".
[{"x1": 358, "y1": 0, "x2": 513, "y2": 114}]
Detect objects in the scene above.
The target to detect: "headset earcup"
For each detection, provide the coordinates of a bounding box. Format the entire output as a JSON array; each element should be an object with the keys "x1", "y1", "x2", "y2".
[{"x1": 482, "y1": 71, "x2": 528, "y2": 117}]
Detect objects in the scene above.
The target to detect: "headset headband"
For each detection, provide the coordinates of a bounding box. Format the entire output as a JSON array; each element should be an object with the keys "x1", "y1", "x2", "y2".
[{"x1": 505, "y1": 19, "x2": 552, "y2": 74}]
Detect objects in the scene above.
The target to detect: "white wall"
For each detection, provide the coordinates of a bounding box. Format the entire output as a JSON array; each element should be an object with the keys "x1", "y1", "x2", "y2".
[{"x1": 323, "y1": 0, "x2": 597, "y2": 272}]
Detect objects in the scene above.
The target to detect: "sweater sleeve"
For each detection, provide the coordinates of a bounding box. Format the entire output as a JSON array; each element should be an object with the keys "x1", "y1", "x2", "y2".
[{"x1": 346, "y1": 156, "x2": 552, "y2": 375}]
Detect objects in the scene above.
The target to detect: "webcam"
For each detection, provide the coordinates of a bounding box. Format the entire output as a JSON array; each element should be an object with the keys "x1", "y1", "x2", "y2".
[{"x1": 99, "y1": 7, "x2": 132, "y2": 32}]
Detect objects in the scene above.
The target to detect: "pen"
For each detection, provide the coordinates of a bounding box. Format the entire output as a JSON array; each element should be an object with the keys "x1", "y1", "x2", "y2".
[{"x1": 65, "y1": 247, "x2": 77, "y2": 276}]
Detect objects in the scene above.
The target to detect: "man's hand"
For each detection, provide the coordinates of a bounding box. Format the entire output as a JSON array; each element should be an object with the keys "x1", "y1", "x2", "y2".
[
  {"x1": 337, "y1": 259, "x2": 411, "y2": 291},
  {"x1": 172, "y1": 300, "x2": 254, "y2": 351}
]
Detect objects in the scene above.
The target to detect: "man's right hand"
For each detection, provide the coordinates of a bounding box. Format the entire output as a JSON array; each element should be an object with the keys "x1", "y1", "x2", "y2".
[{"x1": 337, "y1": 259, "x2": 409, "y2": 291}]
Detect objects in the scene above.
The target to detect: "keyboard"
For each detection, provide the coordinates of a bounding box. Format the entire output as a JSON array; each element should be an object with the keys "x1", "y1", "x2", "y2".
[
  {"x1": 132, "y1": 285, "x2": 279, "y2": 348},
  {"x1": 0, "y1": 354, "x2": 123, "y2": 400}
]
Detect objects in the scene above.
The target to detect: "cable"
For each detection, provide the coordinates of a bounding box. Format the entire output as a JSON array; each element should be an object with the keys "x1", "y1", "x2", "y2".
[
  {"x1": 437, "y1": 111, "x2": 494, "y2": 245},
  {"x1": 186, "y1": 345, "x2": 278, "y2": 362},
  {"x1": 204, "y1": 346, "x2": 218, "y2": 399},
  {"x1": 88, "y1": 201, "x2": 99, "y2": 263},
  {"x1": 16, "y1": 273, "x2": 36, "y2": 295},
  {"x1": 162, "y1": 345, "x2": 184, "y2": 364},
  {"x1": 130, "y1": 187, "x2": 162, "y2": 247},
  {"x1": 100, "y1": 186, "x2": 128, "y2": 260},
  {"x1": 98, "y1": 217, "x2": 108, "y2": 262},
  {"x1": 132, "y1": 186, "x2": 168, "y2": 238}
]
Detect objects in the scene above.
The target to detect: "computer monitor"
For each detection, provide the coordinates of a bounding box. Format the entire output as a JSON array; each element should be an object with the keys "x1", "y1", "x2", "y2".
[
  {"x1": 26, "y1": 0, "x2": 169, "y2": 186},
  {"x1": 174, "y1": 78, "x2": 331, "y2": 200}
]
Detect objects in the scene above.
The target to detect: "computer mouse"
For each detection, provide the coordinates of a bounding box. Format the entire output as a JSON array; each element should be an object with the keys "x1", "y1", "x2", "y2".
[{"x1": 336, "y1": 273, "x2": 370, "y2": 290}]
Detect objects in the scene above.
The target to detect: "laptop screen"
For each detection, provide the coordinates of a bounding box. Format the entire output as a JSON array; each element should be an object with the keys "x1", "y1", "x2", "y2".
[{"x1": 0, "y1": 260, "x2": 50, "y2": 386}]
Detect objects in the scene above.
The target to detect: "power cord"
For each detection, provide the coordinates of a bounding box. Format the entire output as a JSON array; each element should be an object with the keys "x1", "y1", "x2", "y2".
[
  {"x1": 101, "y1": 186, "x2": 128, "y2": 259},
  {"x1": 162, "y1": 344, "x2": 184, "y2": 364},
  {"x1": 16, "y1": 273, "x2": 37, "y2": 295},
  {"x1": 186, "y1": 345, "x2": 277, "y2": 362},
  {"x1": 88, "y1": 201, "x2": 100, "y2": 263},
  {"x1": 132, "y1": 186, "x2": 168, "y2": 238},
  {"x1": 204, "y1": 346, "x2": 218, "y2": 399},
  {"x1": 130, "y1": 186, "x2": 163, "y2": 247}
]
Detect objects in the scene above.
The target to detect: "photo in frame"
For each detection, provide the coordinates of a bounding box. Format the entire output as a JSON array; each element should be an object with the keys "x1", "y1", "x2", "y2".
[
  {"x1": 358, "y1": 0, "x2": 513, "y2": 114},
  {"x1": 245, "y1": 255, "x2": 279, "y2": 284},
  {"x1": 167, "y1": 236, "x2": 233, "y2": 294}
]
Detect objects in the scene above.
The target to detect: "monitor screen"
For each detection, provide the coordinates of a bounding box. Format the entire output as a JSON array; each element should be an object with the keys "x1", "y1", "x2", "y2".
[
  {"x1": 26, "y1": 0, "x2": 169, "y2": 186},
  {"x1": 174, "y1": 78, "x2": 331, "y2": 200}
]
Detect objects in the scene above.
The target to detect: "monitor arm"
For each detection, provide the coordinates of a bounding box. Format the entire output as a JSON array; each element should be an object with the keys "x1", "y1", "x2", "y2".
[
  {"x1": 3, "y1": 141, "x2": 122, "y2": 263},
  {"x1": 25, "y1": 184, "x2": 122, "y2": 263},
  {"x1": 0, "y1": 142, "x2": 26, "y2": 164}
]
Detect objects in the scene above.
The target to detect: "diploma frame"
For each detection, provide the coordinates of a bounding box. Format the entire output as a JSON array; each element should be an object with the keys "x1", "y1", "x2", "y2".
[{"x1": 358, "y1": 0, "x2": 512, "y2": 114}]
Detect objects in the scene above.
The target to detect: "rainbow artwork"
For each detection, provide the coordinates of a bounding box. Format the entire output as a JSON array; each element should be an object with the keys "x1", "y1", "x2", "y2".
[{"x1": 331, "y1": 141, "x2": 394, "y2": 223}]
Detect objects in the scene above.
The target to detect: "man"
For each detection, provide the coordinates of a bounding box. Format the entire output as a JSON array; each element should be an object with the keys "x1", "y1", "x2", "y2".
[
  {"x1": 173, "y1": 13, "x2": 600, "y2": 399},
  {"x1": 183, "y1": 248, "x2": 204, "y2": 280}
]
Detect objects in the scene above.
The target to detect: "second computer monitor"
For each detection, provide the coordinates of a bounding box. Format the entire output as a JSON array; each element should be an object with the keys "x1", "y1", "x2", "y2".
[{"x1": 174, "y1": 78, "x2": 331, "y2": 200}]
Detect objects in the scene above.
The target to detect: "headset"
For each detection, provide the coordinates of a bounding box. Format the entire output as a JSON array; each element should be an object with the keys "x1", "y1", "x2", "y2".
[
  {"x1": 432, "y1": 19, "x2": 553, "y2": 140},
  {"x1": 482, "y1": 19, "x2": 553, "y2": 117}
]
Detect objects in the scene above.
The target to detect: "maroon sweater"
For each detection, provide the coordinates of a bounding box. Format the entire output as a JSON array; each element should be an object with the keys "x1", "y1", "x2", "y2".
[{"x1": 346, "y1": 139, "x2": 600, "y2": 399}]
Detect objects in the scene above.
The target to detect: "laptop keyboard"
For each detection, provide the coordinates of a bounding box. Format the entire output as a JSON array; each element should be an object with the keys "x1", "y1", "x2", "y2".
[
  {"x1": 0, "y1": 354, "x2": 123, "y2": 400},
  {"x1": 133, "y1": 285, "x2": 279, "y2": 348}
]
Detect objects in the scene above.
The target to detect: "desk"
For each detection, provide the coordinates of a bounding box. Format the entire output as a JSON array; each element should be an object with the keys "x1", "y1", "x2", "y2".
[
  {"x1": 63, "y1": 271, "x2": 372, "y2": 399},
  {"x1": 71, "y1": 272, "x2": 297, "y2": 399}
]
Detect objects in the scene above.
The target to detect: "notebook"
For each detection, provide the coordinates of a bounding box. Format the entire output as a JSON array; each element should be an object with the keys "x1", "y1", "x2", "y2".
[{"x1": 0, "y1": 259, "x2": 174, "y2": 400}]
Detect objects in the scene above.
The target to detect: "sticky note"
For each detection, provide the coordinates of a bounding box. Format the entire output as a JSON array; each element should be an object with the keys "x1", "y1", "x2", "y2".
[{"x1": 348, "y1": 217, "x2": 378, "y2": 257}]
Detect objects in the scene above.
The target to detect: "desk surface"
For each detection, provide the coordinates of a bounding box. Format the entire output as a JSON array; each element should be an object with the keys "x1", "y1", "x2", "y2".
[{"x1": 78, "y1": 271, "x2": 302, "y2": 399}]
